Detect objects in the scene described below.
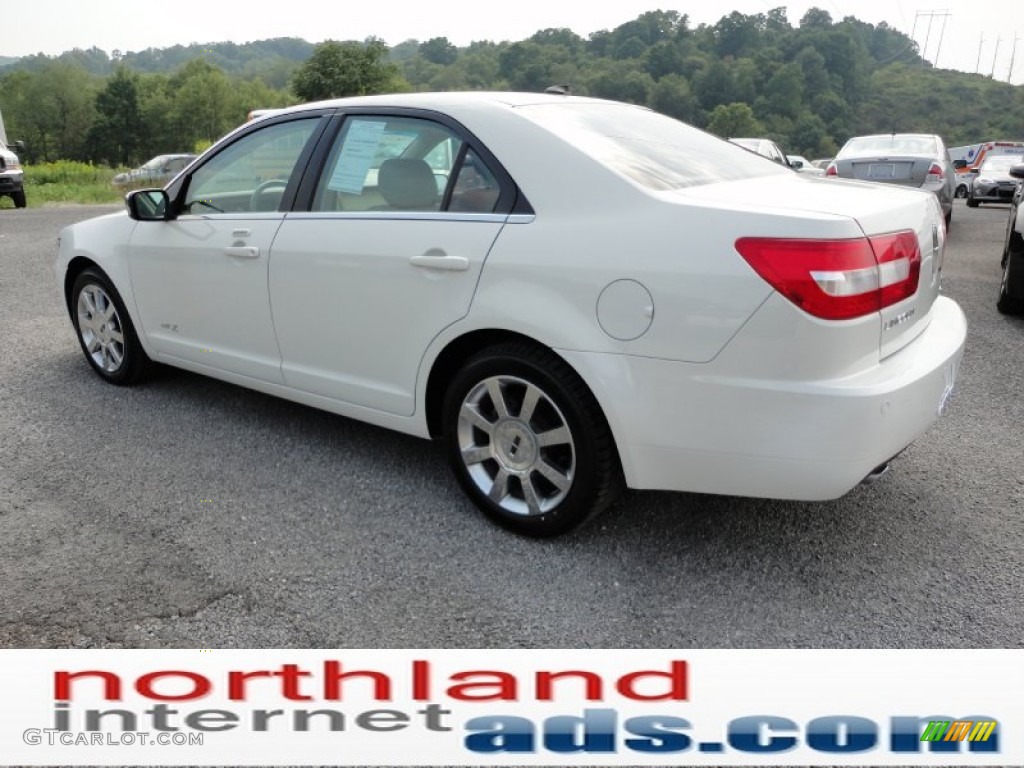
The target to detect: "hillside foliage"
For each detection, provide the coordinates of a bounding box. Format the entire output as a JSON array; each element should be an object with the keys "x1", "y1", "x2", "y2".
[{"x1": 2, "y1": 7, "x2": 1022, "y2": 165}]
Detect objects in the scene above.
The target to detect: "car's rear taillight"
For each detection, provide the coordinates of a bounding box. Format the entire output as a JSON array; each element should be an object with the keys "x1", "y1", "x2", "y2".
[
  {"x1": 927, "y1": 162, "x2": 945, "y2": 183},
  {"x1": 735, "y1": 231, "x2": 921, "y2": 320},
  {"x1": 825, "y1": 164, "x2": 838, "y2": 177}
]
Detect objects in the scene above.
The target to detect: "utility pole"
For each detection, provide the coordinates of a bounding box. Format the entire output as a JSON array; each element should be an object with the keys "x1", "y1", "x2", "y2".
[
  {"x1": 976, "y1": 34, "x2": 985, "y2": 74},
  {"x1": 914, "y1": 10, "x2": 953, "y2": 67},
  {"x1": 933, "y1": 12, "x2": 951, "y2": 67},
  {"x1": 991, "y1": 37, "x2": 1002, "y2": 78},
  {"x1": 1009, "y1": 34, "x2": 1020, "y2": 83}
]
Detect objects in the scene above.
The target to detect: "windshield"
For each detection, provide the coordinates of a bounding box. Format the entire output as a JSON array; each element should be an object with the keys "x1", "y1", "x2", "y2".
[
  {"x1": 516, "y1": 102, "x2": 788, "y2": 191},
  {"x1": 839, "y1": 135, "x2": 938, "y2": 157},
  {"x1": 140, "y1": 156, "x2": 170, "y2": 170},
  {"x1": 980, "y1": 154, "x2": 1024, "y2": 172}
]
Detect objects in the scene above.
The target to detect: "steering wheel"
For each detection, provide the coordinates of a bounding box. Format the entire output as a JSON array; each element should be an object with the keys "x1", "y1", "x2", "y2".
[{"x1": 249, "y1": 179, "x2": 288, "y2": 211}]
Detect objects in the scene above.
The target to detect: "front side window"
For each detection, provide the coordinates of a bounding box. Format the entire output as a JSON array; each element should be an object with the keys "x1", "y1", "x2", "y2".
[
  {"x1": 183, "y1": 118, "x2": 318, "y2": 215},
  {"x1": 312, "y1": 116, "x2": 465, "y2": 213}
]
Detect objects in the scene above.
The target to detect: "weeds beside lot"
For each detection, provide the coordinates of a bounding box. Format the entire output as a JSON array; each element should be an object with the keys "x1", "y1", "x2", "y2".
[{"x1": 0, "y1": 161, "x2": 124, "y2": 208}]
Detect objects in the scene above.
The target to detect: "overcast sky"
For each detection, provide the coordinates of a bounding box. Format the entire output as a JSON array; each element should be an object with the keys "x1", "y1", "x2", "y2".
[{"x1": 4, "y1": 0, "x2": 1024, "y2": 84}]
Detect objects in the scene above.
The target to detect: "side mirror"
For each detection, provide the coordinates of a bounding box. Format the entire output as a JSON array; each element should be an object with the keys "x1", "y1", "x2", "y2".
[
  {"x1": 1010, "y1": 164, "x2": 1024, "y2": 181},
  {"x1": 791, "y1": 159, "x2": 804, "y2": 169},
  {"x1": 953, "y1": 159, "x2": 967, "y2": 170},
  {"x1": 12, "y1": 140, "x2": 25, "y2": 153},
  {"x1": 126, "y1": 189, "x2": 171, "y2": 221}
]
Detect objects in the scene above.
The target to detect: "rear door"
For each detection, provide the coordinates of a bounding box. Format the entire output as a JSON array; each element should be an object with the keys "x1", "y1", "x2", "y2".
[{"x1": 269, "y1": 112, "x2": 514, "y2": 416}]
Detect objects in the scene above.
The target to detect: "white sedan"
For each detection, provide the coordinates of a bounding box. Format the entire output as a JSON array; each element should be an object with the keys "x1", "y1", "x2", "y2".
[{"x1": 57, "y1": 92, "x2": 967, "y2": 537}]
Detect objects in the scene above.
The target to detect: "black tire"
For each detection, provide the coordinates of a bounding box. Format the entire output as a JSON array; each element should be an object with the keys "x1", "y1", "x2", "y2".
[
  {"x1": 997, "y1": 250, "x2": 1024, "y2": 315},
  {"x1": 955, "y1": 184, "x2": 967, "y2": 199},
  {"x1": 12, "y1": 190, "x2": 26, "y2": 208},
  {"x1": 944, "y1": 208, "x2": 952, "y2": 228},
  {"x1": 442, "y1": 342, "x2": 623, "y2": 537},
  {"x1": 70, "y1": 268, "x2": 153, "y2": 384},
  {"x1": 966, "y1": 196, "x2": 980, "y2": 208}
]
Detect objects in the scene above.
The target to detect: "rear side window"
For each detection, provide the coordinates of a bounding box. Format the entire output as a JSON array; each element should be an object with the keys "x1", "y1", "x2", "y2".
[
  {"x1": 516, "y1": 102, "x2": 788, "y2": 191},
  {"x1": 313, "y1": 116, "x2": 465, "y2": 212}
]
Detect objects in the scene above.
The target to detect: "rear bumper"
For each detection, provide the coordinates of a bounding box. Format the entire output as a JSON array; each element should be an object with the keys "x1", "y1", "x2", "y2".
[{"x1": 561, "y1": 296, "x2": 967, "y2": 501}]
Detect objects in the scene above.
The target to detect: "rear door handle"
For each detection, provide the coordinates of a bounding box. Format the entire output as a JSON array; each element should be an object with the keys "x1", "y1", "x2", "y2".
[
  {"x1": 409, "y1": 255, "x2": 470, "y2": 271},
  {"x1": 224, "y1": 246, "x2": 259, "y2": 259}
]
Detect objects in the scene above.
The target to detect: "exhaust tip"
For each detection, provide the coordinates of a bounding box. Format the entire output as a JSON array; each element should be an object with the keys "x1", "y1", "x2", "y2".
[{"x1": 861, "y1": 461, "x2": 891, "y2": 484}]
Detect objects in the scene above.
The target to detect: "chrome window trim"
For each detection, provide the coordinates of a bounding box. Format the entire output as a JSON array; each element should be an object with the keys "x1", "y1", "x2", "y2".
[{"x1": 283, "y1": 211, "x2": 512, "y2": 224}]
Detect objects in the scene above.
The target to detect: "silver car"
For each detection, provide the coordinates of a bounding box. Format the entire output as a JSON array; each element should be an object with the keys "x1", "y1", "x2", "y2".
[
  {"x1": 967, "y1": 153, "x2": 1024, "y2": 207},
  {"x1": 827, "y1": 134, "x2": 955, "y2": 226}
]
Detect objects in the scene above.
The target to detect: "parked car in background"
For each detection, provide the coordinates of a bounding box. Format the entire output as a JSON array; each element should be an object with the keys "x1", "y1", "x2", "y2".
[
  {"x1": 728, "y1": 137, "x2": 791, "y2": 166},
  {"x1": 967, "y1": 153, "x2": 1024, "y2": 207},
  {"x1": 56, "y1": 92, "x2": 966, "y2": 537},
  {"x1": 786, "y1": 154, "x2": 825, "y2": 176},
  {"x1": 112, "y1": 154, "x2": 196, "y2": 191},
  {"x1": 826, "y1": 133, "x2": 955, "y2": 226},
  {"x1": 811, "y1": 158, "x2": 833, "y2": 169},
  {"x1": 0, "y1": 137, "x2": 26, "y2": 208},
  {"x1": 997, "y1": 162, "x2": 1024, "y2": 315},
  {"x1": 953, "y1": 140, "x2": 1024, "y2": 198}
]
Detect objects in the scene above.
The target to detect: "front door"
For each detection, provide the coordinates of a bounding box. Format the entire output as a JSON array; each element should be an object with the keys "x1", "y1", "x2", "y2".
[{"x1": 128, "y1": 117, "x2": 321, "y2": 382}]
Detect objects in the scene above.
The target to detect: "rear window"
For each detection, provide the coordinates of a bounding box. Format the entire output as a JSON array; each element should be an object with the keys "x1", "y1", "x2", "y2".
[
  {"x1": 840, "y1": 135, "x2": 938, "y2": 157},
  {"x1": 516, "y1": 102, "x2": 788, "y2": 191}
]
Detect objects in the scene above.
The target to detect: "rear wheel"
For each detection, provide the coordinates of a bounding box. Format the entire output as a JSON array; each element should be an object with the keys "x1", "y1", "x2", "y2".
[
  {"x1": 966, "y1": 196, "x2": 980, "y2": 208},
  {"x1": 997, "y1": 250, "x2": 1024, "y2": 315},
  {"x1": 11, "y1": 190, "x2": 26, "y2": 208},
  {"x1": 442, "y1": 342, "x2": 622, "y2": 537},
  {"x1": 71, "y1": 268, "x2": 153, "y2": 384},
  {"x1": 955, "y1": 184, "x2": 968, "y2": 198}
]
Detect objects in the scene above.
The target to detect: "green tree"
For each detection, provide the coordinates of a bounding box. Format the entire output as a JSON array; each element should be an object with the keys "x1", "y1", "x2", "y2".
[
  {"x1": 650, "y1": 73, "x2": 698, "y2": 122},
  {"x1": 292, "y1": 40, "x2": 405, "y2": 101},
  {"x1": 706, "y1": 102, "x2": 764, "y2": 138},
  {"x1": 764, "y1": 61, "x2": 804, "y2": 119},
  {"x1": 420, "y1": 37, "x2": 458, "y2": 65},
  {"x1": 169, "y1": 60, "x2": 237, "y2": 146},
  {"x1": 87, "y1": 66, "x2": 144, "y2": 166}
]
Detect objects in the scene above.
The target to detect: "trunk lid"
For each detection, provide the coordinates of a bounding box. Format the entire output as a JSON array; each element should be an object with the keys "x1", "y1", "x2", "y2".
[
  {"x1": 671, "y1": 174, "x2": 945, "y2": 359},
  {"x1": 840, "y1": 155, "x2": 934, "y2": 189}
]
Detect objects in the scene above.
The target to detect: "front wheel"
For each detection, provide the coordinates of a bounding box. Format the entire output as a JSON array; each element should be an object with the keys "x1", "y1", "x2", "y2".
[
  {"x1": 11, "y1": 190, "x2": 26, "y2": 208},
  {"x1": 71, "y1": 268, "x2": 153, "y2": 384},
  {"x1": 955, "y1": 185, "x2": 967, "y2": 199},
  {"x1": 967, "y1": 196, "x2": 980, "y2": 208},
  {"x1": 442, "y1": 342, "x2": 622, "y2": 537}
]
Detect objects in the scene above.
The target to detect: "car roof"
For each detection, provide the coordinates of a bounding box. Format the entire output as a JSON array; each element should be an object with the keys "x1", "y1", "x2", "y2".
[{"x1": 275, "y1": 91, "x2": 635, "y2": 115}]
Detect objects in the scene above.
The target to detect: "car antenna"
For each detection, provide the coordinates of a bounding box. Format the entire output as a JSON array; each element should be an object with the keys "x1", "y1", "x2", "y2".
[{"x1": 545, "y1": 84, "x2": 571, "y2": 95}]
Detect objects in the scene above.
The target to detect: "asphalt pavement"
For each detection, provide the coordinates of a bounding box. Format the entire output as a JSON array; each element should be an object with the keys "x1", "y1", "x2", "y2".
[{"x1": 0, "y1": 200, "x2": 1021, "y2": 648}]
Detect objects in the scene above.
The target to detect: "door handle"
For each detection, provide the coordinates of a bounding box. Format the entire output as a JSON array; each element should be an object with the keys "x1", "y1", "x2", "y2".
[
  {"x1": 224, "y1": 246, "x2": 259, "y2": 259},
  {"x1": 409, "y1": 255, "x2": 470, "y2": 272}
]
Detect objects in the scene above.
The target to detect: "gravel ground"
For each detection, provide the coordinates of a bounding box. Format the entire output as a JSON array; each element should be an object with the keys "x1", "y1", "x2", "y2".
[{"x1": 0, "y1": 200, "x2": 1021, "y2": 650}]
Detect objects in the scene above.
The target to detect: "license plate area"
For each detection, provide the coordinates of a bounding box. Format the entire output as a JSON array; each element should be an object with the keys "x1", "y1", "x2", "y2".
[{"x1": 868, "y1": 163, "x2": 896, "y2": 180}]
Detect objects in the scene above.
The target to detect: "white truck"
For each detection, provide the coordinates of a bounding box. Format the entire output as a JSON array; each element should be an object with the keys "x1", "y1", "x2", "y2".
[{"x1": 0, "y1": 110, "x2": 26, "y2": 208}]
